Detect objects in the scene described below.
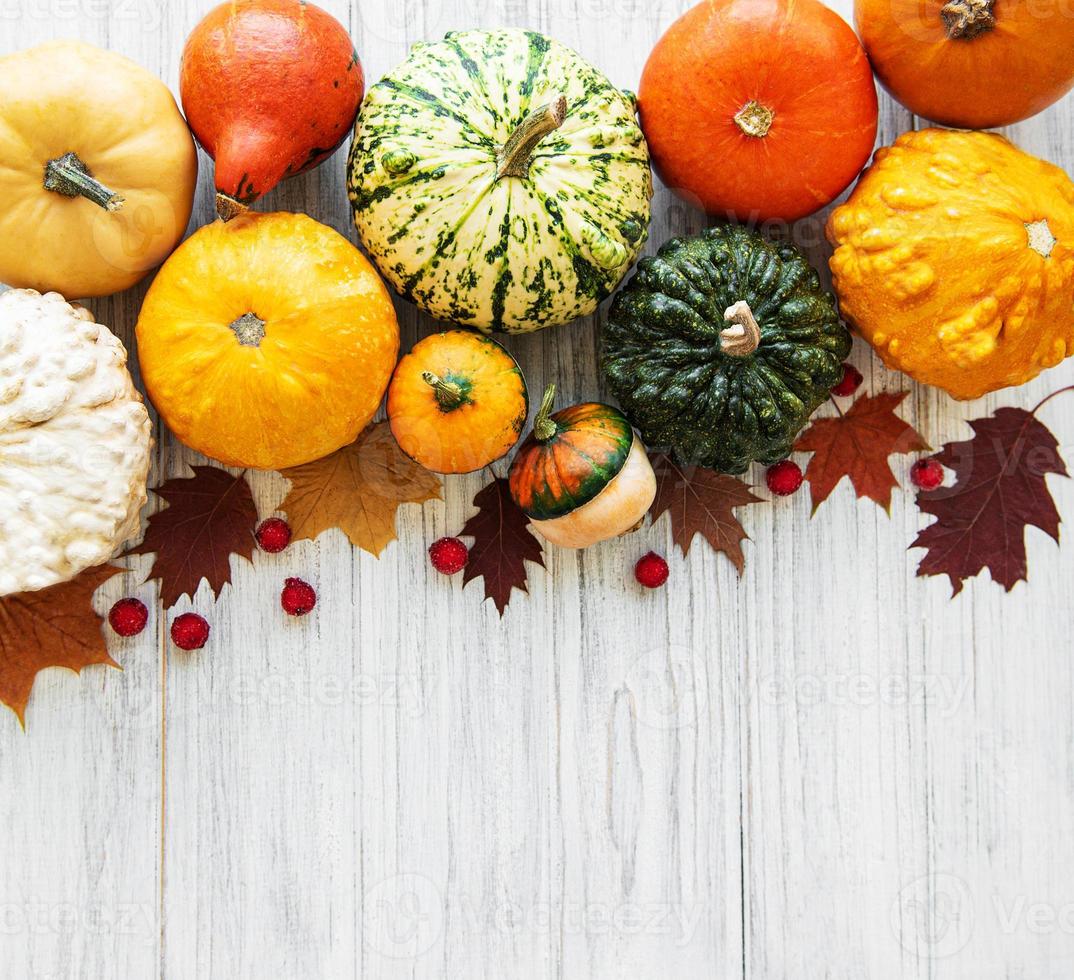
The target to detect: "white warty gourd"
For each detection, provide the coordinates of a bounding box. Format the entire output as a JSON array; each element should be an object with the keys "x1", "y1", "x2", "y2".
[{"x1": 0, "y1": 288, "x2": 151, "y2": 596}]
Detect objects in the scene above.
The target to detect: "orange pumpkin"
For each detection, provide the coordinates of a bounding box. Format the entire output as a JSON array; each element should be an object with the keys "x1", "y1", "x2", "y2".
[
  {"x1": 638, "y1": 0, "x2": 878, "y2": 222},
  {"x1": 180, "y1": 0, "x2": 364, "y2": 220},
  {"x1": 136, "y1": 211, "x2": 399, "y2": 469},
  {"x1": 387, "y1": 330, "x2": 528, "y2": 474},
  {"x1": 856, "y1": 0, "x2": 1074, "y2": 129}
]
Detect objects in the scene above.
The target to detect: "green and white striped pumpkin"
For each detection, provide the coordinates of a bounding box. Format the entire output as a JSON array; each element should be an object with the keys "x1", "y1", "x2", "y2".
[{"x1": 347, "y1": 29, "x2": 652, "y2": 334}]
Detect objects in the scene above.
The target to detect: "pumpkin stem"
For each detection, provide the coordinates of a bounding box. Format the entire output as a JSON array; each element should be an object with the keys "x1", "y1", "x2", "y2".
[
  {"x1": 422, "y1": 371, "x2": 468, "y2": 411},
  {"x1": 216, "y1": 193, "x2": 249, "y2": 222},
  {"x1": 228, "y1": 312, "x2": 266, "y2": 347},
  {"x1": 720, "y1": 301, "x2": 762, "y2": 357},
  {"x1": 734, "y1": 101, "x2": 775, "y2": 139},
  {"x1": 497, "y1": 96, "x2": 568, "y2": 180},
  {"x1": 941, "y1": 0, "x2": 996, "y2": 38},
  {"x1": 43, "y1": 152, "x2": 125, "y2": 212},
  {"x1": 1026, "y1": 219, "x2": 1057, "y2": 258},
  {"x1": 533, "y1": 383, "x2": 558, "y2": 443}
]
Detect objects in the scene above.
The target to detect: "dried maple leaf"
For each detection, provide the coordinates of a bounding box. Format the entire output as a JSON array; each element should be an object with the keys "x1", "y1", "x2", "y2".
[
  {"x1": 279, "y1": 423, "x2": 441, "y2": 557},
  {"x1": 795, "y1": 392, "x2": 929, "y2": 514},
  {"x1": 461, "y1": 478, "x2": 546, "y2": 616},
  {"x1": 0, "y1": 565, "x2": 122, "y2": 726},
  {"x1": 127, "y1": 466, "x2": 257, "y2": 608},
  {"x1": 649, "y1": 453, "x2": 762, "y2": 573},
  {"x1": 912, "y1": 403, "x2": 1069, "y2": 595}
]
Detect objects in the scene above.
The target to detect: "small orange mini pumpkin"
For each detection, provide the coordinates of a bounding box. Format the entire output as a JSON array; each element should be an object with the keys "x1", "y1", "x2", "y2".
[
  {"x1": 136, "y1": 211, "x2": 399, "y2": 469},
  {"x1": 387, "y1": 330, "x2": 528, "y2": 474}
]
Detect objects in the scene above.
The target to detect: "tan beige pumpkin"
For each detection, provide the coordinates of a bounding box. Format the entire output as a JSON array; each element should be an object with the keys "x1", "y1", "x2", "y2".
[{"x1": 0, "y1": 41, "x2": 197, "y2": 298}]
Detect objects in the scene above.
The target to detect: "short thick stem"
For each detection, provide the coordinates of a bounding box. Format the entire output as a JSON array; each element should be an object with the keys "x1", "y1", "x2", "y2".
[
  {"x1": 1026, "y1": 219, "x2": 1056, "y2": 258},
  {"x1": 734, "y1": 101, "x2": 774, "y2": 138},
  {"x1": 534, "y1": 384, "x2": 558, "y2": 443},
  {"x1": 43, "y1": 152, "x2": 124, "y2": 212},
  {"x1": 216, "y1": 193, "x2": 249, "y2": 222},
  {"x1": 229, "y1": 312, "x2": 265, "y2": 347},
  {"x1": 497, "y1": 96, "x2": 568, "y2": 179},
  {"x1": 423, "y1": 371, "x2": 466, "y2": 411},
  {"x1": 941, "y1": 0, "x2": 995, "y2": 38},
  {"x1": 720, "y1": 301, "x2": 762, "y2": 357}
]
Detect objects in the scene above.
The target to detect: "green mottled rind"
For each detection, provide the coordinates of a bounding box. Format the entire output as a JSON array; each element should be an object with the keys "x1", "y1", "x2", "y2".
[
  {"x1": 347, "y1": 29, "x2": 652, "y2": 334},
  {"x1": 602, "y1": 225, "x2": 851, "y2": 474},
  {"x1": 510, "y1": 403, "x2": 633, "y2": 520}
]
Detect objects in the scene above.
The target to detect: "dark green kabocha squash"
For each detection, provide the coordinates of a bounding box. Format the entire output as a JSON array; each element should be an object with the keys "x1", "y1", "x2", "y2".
[{"x1": 602, "y1": 225, "x2": 851, "y2": 474}]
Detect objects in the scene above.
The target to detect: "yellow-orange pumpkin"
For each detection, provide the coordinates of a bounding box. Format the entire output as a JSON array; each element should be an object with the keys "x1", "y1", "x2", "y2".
[
  {"x1": 387, "y1": 330, "x2": 528, "y2": 474},
  {"x1": 827, "y1": 129, "x2": 1074, "y2": 400},
  {"x1": 136, "y1": 211, "x2": 399, "y2": 468}
]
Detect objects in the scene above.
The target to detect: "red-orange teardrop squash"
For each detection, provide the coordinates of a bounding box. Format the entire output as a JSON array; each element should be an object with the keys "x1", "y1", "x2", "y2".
[
  {"x1": 180, "y1": 0, "x2": 363, "y2": 220},
  {"x1": 638, "y1": 0, "x2": 878, "y2": 223}
]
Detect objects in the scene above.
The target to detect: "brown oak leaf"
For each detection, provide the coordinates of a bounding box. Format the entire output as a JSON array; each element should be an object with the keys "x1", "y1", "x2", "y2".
[
  {"x1": 279, "y1": 423, "x2": 441, "y2": 557},
  {"x1": 127, "y1": 466, "x2": 258, "y2": 607},
  {"x1": 912, "y1": 404, "x2": 1068, "y2": 595},
  {"x1": 795, "y1": 392, "x2": 929, "y2": 514},
  {"x1": 461, "y1": 478, "x2": 546, "y2": 616},
  {"x1": 649, "y1": 453, "x2": 762, "y2": 573},
  {"x1": 0, "y1": 565, "x2": 122, "y2": 726}
]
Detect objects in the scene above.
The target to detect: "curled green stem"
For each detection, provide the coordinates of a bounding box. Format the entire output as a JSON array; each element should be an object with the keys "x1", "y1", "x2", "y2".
[
  {"x1": 422, "y1": 371, "x2": 467, "y2": 411},
  {"x1": 534, "y1": 384, "x2": 558, "y2": 443}
]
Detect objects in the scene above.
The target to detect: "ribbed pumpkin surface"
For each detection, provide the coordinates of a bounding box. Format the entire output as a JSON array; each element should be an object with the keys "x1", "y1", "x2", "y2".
[{"x1": 603, "y1": 225, "x2": 850, "y2": 474}]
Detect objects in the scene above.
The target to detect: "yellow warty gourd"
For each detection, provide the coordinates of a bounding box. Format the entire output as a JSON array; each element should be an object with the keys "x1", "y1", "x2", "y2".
[{"x1": 827, "y1": 129, "x2": 1074, "y2": 400}]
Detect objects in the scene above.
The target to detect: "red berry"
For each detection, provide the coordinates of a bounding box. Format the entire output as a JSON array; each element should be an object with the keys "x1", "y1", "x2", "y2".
[
  {"x1": 171, "y1": 613, "x2": 210, "y2": 651},
  {"x1": 910, "y1": 458, "x2": 944, "y2": 491},
  {"x1": 831, "y1": 363, "x2": 863, "y2": 397},
  {"x1": 635, "y1": 552, "x2": 669, "y2": 589},
  {"x1": 429, "y1": 537, "x2": 469, "y2": 575},
  {"x1": 766, "y1": 459, "x2": 803, "y2": 496},
  {"x1": 256, "y1": 517, "x2": 292, "y2": 553},
  {"x1": 108, "y1": 597, "x2": 148, "y2": 637},
  {"x1": 281, "y1": 577, "x2": 317, "y2": 616}
]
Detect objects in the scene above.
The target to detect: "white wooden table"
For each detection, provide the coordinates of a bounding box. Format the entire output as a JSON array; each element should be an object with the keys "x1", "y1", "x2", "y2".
[{"x1": 3, "y1": 1, "x2": 1074, "y2": 977}]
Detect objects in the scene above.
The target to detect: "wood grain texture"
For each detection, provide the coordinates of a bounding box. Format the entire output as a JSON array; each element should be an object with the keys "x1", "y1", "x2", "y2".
[{"x1": 2, "y1": 0, "x2": 1074, "y2": 978}]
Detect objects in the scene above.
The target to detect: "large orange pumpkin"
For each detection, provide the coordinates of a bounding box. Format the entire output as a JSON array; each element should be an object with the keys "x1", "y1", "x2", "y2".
[
  {"x1": 136, "y1": 211, "x2": 399, "y2": 469},
  {"x1": 856, "y1": 0, "x2": 1074, "y2": 129},
  {"x1": 638, "y1": 0, "x2": 878, "y2": 223}
]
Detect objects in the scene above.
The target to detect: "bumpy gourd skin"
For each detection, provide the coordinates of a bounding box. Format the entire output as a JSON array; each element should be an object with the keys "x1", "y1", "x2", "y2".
[
  {"x1": 602, "y1": 225, "x2": 850, "y2": 474},
  {"x1": 827, "y1": 129, "x2": 1074, "y2": 400},
  {"x1": 0, "y1": 289, "x2": 151, "y2": 596}
]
